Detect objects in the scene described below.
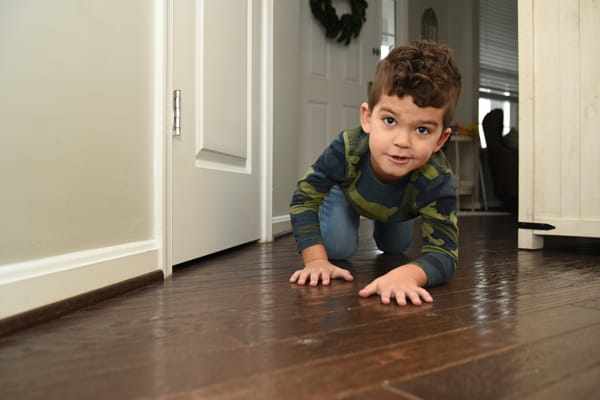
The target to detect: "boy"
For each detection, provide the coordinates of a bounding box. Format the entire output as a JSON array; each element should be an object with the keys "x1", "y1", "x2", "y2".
[{"x1": 289, "y1": 40, "x2": 461, "y2": 306}]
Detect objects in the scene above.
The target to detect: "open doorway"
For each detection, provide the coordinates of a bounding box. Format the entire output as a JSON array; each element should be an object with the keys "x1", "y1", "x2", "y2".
[
  {"x1": 478, "y1": 0, "x2": 518, "y2": 212},
  {"x1": 385, "y1": 0, "x2": 517, "y2": 213}
]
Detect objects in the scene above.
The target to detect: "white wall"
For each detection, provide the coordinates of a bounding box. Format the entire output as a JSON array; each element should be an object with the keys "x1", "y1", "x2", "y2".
[
  {"x1": 0, "y1": 0, "x2": 162, "y2": 319},
  {"x1": 271, "y1": 1, "x2": 302, "y2": 235}
]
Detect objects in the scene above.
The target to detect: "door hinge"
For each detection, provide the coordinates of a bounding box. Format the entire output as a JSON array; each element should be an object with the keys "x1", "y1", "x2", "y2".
[{"x1": 173, "y1": 89, "x2": 181, "y2": 137}]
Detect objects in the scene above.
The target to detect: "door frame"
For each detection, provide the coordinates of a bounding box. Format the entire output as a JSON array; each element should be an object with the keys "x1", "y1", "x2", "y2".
[{"x1": 158, "y1": 0, "x2": 274, "y2": 277}]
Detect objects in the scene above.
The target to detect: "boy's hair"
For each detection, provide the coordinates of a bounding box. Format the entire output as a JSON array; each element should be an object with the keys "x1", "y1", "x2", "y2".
[{"x1": 368, "y1": 40, "x2": 462, "y2": 129}]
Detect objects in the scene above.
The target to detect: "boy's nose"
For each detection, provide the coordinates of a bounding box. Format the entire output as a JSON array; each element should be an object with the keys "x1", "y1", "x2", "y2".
[{"x1": 392, "y1": 130, "x2": 411, "y2": 147}]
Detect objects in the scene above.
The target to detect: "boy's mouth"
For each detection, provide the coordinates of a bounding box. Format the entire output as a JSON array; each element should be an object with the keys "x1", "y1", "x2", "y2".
[{"x1": 389, "y1": 155, "x2": 409, "y2": 164}]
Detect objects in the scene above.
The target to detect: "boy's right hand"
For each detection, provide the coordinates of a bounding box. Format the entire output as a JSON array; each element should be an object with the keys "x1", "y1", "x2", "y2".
[{"x1": 289, "y1": 259, "x2": 354, "y2": 286}]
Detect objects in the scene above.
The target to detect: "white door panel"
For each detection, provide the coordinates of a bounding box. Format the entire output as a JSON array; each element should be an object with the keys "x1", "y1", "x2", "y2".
[
  {"x1": 172, "y1": 0, "x2": 261, "y2": 265},
  {"x1": 300, "y1": 0, "x2": 381, "y2": 168}
]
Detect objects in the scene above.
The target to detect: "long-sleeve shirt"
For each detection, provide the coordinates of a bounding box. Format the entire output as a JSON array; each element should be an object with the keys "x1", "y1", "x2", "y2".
[{"x1": 290, "y1": 126, "x2": 458, "y2": 287}]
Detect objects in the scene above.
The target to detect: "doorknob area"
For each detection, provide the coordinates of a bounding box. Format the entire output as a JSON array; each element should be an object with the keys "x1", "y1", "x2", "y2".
[
  {"x1": 372, "y1": 47, "x2": 381, "y2": 57},
  {"x1": 173, "y1": 90, "x2": 181, "y2": 137}
]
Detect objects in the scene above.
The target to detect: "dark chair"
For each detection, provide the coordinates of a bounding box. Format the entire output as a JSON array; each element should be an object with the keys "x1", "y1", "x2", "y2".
[{"x1": 482, "y1": 109, "x2": 518, "y2": 212}]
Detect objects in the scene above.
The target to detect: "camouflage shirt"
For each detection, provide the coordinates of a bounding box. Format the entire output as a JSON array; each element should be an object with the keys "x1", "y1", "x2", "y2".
[{"x1": 290, "y1": 126, "x2": 458, "y2": 287}]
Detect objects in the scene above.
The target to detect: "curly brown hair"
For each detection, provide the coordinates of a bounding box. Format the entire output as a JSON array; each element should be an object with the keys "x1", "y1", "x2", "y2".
[{"x1": 368, "y1": 40, "x2": 462, "y2": 129}]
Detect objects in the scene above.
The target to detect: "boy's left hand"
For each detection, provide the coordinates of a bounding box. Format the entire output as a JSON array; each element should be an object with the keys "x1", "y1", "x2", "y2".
[{"x1": 358, "y1": 264, "x2": 433, "y2": 306}]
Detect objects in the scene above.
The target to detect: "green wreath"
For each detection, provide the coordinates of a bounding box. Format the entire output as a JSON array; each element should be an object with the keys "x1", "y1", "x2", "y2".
[{"x1": 309, "y1": 0, "x2": 368, "y2": 46}]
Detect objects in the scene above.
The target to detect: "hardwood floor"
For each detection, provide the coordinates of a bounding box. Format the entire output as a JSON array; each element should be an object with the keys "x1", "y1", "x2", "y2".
[{"x1": 1, "y1": 215, "x2": 599, "y2": 399}]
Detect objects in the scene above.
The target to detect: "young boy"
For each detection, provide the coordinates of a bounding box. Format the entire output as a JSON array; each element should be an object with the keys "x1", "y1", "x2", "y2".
[{"x1": 289, "y1": 40, "x2": 461, "y2": 306}]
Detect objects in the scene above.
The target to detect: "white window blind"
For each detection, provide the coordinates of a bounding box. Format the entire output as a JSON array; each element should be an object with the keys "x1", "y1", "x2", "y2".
[{"x1": 479, "y1": 0, "x2": 518, "y2": 94}]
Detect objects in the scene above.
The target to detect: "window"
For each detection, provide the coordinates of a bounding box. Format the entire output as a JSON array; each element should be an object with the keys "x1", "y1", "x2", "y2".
[{"x1": 478, "y1": 0, "x2": 518, "y2": 147}]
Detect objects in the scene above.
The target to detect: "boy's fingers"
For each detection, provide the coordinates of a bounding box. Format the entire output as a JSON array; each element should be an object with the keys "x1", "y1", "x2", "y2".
[
  {"x1": 394, "y1": 291, "x2": 407, "y2": 306},
  {"x1": 380, "y1": 288, "x2": 393, "y2": 304},
  {"x1": 291, "y1": 266, "x2": 353, "y2": 287},
  {"x1": 332, "y1": 268, "x2": 354, "y2": 281},
  {"x1": 289, "y1": 270, "x2": 300, "y2": 283},
  {"x1": 309, "y1": 271, "x2": 321, "y2": 286},
  {"x1": 407, "y1": 290, "x2": 422, "y2": 305},
  {"x1": 358, "y1": 281, "x2": 377, "y2": 297},
  {"x1": 417, "y1": 288, "x2": 434, "y2": 303},
  {"x1": 297, "y1": 271, "x2": 310, "y2": 285}
]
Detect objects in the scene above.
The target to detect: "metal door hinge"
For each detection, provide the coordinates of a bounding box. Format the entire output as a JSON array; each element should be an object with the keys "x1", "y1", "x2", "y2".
[{"x1": 173, "y1": 89, "x2": 181, "y2": 137}]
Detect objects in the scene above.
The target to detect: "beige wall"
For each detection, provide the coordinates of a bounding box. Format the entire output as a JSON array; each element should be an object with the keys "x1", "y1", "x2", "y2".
[
  {"x1": 407, "y1": 0, "x2": 479, "y2": 126},
  {"x1": 408, "y1": 0, "x2": 450, "y2": 43},
  {"x1": 272, "y1": 1, "x2": 302, "y2": 233},
  {"x1": 446, "y1": 0, "x2": 479, "y2": 126},
  {"x1": 0, "y1": 1, "x2": 155, "y2": 264},
  {"x1": 0, "y1": 0, "x2": 160, "y2": 318}
]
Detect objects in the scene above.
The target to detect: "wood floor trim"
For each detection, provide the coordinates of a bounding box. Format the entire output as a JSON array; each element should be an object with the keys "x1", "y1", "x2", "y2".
[{"x1": 0, "y1": 270, "x2": 163, "y2": 337}]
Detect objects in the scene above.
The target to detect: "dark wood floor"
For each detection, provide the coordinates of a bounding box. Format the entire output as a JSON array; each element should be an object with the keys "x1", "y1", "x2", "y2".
[{"x1": 1, "y1": 215, "x2": 600, "y2": 399}]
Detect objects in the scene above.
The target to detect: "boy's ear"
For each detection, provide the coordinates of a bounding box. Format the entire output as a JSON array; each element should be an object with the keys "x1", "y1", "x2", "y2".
[
  {"x1": 360, "y1": 103, "x2": 371, "y2": 133},
  {"x1": 434, "y1": 127, "x2": 453, "y2": 152}
]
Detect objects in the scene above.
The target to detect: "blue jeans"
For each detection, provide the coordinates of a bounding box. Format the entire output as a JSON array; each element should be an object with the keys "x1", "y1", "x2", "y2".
[{"x1": 319, "y1": 185, "x2": 413, "y2": 260}]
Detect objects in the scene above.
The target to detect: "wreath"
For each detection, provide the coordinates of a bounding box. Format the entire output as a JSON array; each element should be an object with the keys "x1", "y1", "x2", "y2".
[{"x1": 309, "y1": 0, "x2": 368, "y2": 46}]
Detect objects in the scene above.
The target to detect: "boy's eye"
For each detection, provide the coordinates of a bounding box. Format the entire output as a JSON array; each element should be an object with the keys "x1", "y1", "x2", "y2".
[
  {"x1": 383, "y1": 117, "x2": 396, "y2": 125},
  {"x1": 416, "y1": 126, "x2": 430, "y2": 135}
]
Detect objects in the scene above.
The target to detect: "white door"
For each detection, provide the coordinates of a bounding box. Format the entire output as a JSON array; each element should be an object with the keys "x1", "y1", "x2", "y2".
[
  {"x1": 171, "y1": 0, "x2": 263, "y2": 265},
  {"x1": 299, "y1": 0, "x2": 381, "y2": 167}
]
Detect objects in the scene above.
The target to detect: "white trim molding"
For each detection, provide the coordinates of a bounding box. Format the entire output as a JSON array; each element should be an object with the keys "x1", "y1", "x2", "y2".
[
  {"x1": 272, "y1": 214, "x2": 291, "y2": 237},
  {"x1": 260, "y1": 0, "x2": 275, "y2": 243},
  {"x1": 0, "y1": 241, "x2": 160, "y2": 319},
  {"x1": 155, "y1": 0, "x2": 168, "y2": 276}
]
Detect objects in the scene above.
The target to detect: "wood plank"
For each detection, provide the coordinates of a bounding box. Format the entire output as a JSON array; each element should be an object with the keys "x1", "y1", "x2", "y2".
[
  {"x1": 341, "y1": 387, "x2": 418, "y2": 400},
  {"x1": 524, "y1": 363, "x2": 600, "y2": 400},
  {"x1": 155, "y1": 305, "x2": 600, "y2": 400},
  {"x1": 573, "y1": 297, "x2": 600, "y2": 311},
  {"x1": 3, "y1": 302, "x2": 583, "y2": 400},
  {"x1": 385, "y1": 323, "x2": 600, "y2": 400}
]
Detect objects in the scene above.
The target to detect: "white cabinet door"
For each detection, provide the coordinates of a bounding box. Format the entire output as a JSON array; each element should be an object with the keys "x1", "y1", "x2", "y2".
[
  {"x1": 518, "y1": 0, "x2": 600, "y2": 248},
  {"x1": 171, "y1": 0, "x2": 263, "y2": 264}
]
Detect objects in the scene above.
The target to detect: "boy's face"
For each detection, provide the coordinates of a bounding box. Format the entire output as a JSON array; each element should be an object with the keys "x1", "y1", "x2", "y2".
[{"x1": 360, "y1": 94, "x2": 452, "y2": 183}]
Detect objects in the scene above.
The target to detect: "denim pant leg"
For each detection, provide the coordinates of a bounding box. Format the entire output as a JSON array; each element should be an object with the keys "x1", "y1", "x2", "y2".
[
  {"x1": 373, "y1": 219, "x2": 414, "y2": 254},
  {"x1": 319, "y1": 185, "x2": 360, "y2": 260}
]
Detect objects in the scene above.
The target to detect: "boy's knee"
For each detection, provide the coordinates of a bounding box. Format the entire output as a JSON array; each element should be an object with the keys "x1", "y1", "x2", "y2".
[
  {"x1": 323, "y1": 233, "x2": 358, "y2": 260},
  {"x1": 373, "y1": 220, "x2": 413, "y2": 254},
  {"x1": 325, "y1": 245, "x2": 356, "y2": 260},
  {"x1": 373, "y1": 232, "x2": 411, "y2": 254},
  {"x1": 375, "y1": 240, "x2": 410, "y2": 254}
]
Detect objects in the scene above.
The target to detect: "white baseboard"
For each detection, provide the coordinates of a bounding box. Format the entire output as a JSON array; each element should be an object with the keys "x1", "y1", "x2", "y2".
[
  {"x1": 0, "y1": 241, "x2": 161, "y2": 319},
  {"x1": 272, "y1": 214, "x2": 291, "y2": 237}
]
